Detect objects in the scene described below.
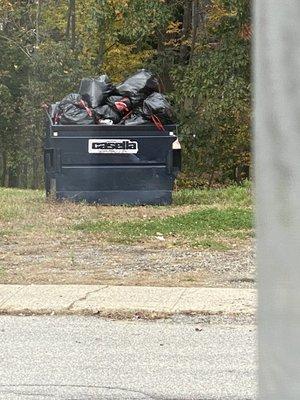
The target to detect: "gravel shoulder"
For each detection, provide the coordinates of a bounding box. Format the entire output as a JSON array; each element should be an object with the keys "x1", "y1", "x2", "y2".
[{"x1": 0, "y1": 236, "x2": 255, "y2": 287}]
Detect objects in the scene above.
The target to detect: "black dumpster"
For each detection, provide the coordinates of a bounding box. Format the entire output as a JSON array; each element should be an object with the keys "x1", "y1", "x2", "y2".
[{"x1": 44, "y1": 115, "x2": 181, "y2": 205}]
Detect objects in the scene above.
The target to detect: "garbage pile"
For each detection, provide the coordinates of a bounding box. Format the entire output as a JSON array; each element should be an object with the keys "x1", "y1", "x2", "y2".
[{"x1": 48, "y1": 69, "x2": 174, "y2": 130}]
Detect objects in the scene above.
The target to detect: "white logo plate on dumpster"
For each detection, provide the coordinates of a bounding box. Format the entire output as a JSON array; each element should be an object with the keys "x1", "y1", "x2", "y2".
[{"x1": 88, "y1": 139, "x2": 139, "y2": 154}]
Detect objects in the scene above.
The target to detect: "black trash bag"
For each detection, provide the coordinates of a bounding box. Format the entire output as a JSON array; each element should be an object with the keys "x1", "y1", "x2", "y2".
[
  {"x1": 94, "y1": 105, "x2": 122, "y2": 124},
  {"x1": 59, "y1": 103, "x2": 94, "y2": 125},
  {"x1": 106, "y1": 95, "x2": 132, "y2": 115},
  {"x1": 106, "y1": 95, "x2": 123, "y2": 106},
  {"x1": 57, "y1": 93, "x2": 94, "y2": 125},
  {"x1": 116, "y1": 69, "x2": 160, "y2": 106},
  {"x1": 123, "y1": 107, "x2": 149, "y2": 126},
  {"x1": 124, "y1": 114, "x2": 150, "y2": 126},
  {"x1": 143, "y1": 92, "x2": 174, "y2": 125},
  {"x1": 59, "y1": 93, "x2": 82, "y2": 110},
  {"x1": 79, "y1": 75, "x2": 115, "y2": 108}
]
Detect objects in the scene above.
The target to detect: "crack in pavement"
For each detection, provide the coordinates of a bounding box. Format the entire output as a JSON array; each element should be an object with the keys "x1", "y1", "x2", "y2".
[
  {"x1": 0, "y1": 286, "x2": 26, "y2": 308},
  {"x1": 0, "y1": 385, "x2": 254, "y2": 400},
  {"x1": 66, "y1": 286, "x2": 109, "y2": 311},
  {"x1": 0, "y1": 384, "x2": 162, "y2": 399},
  {"x1": 170, "y1": 287, "x2": 188, "y2": 311}
]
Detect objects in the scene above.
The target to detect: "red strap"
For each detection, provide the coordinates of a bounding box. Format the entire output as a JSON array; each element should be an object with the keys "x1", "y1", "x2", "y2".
[
  {"x1": 151, "y1": 115, "x2": 165, "y2": 132},
  {"x1": 86, "y1": 107, "x2": 93, "y2": 117},
  {"x1": 115, "y1": 101, "x2": 129, "y2": 113},
  {"x1": 119, "y1": 110, "x2": 133, "y2": 124},
  {"x1": 54, "y1": 114, "x2": 60, "y2": 124},
  {"x1": 78, "y1": 100, "x2": 93, "y2": 117}
]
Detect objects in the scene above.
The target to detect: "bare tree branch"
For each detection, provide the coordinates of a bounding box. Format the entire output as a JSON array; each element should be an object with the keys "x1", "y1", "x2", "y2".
[{"x1": 0, "y1": 34, "x2": 32, "y2": 60}]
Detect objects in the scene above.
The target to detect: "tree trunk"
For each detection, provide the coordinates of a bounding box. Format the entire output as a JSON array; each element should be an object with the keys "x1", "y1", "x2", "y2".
[
  {"x1": 20, "y1": 162, "x2": 28, "y2": 189},
  {"x1": 156, "y1": 32, "x2": 173, "y2": 92},
  {"x1": 190, "y1": 0, "x2": 210, "y2": 62},
  {"x1": 96, "y1": 23, "x2": 106, "y2": 68},
  {"x1": 0, "y1": 151, "x2": 7, "y2": 187},
  {"x1": 66, "y1": 0, "x2": 76, "y2": 49},
  {"x1": 190, "y1": 0, "x2": 199, "y2": 61},
  {"x1": 8, "y1": 167, "x2": 19, "y2": 188},
  {"x1": 70, "y1": 0, "x2": 76, "y2": 49},
  {"x1": 180, "y1": 1, "x2": 192, "y2": 63},
  {"x1": 66, "y1": 1, "x2": 71, "y2": 39},
  {"x1": 36, "y1": 0, "x2": 41, "y2": 46},
  {"x1": 208, "y1": 169, "x2": 215, "y2": 188}
]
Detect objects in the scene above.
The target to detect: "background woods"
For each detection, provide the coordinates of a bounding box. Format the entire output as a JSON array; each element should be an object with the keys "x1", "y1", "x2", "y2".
[{"x1": 0, "y1": 0, "x2": 251, "y2": 189}]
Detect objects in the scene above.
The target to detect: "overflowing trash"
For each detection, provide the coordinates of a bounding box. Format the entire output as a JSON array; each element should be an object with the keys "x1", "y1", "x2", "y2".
[
  {"x1": 56, "y1": 93, "x2": 94, "y2": 125},
  {"x1": 124, "y1": 112, "x2": 149, "y2": 126},
  {"x1": 79, "y1": 75, "x2": 115, "y2": 108},
  {"x1": 48, "y1": 69, "x2": 175, "y2": 130},
  {"x1": 116, "y1": 69, "x2": 160, "y2": 106},
  {"x1": 106, "y1": 95, "x2": 132, "y2": 115},
  {"x1": 143, "y1": 92, "x2": 174, "y2": 125},
  {"x1": 94, "y1": 104, "x2": 122, "y2": 125}
]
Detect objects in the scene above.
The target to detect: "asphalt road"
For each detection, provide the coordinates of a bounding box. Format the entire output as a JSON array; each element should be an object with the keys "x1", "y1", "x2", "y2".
[{"x1": 0, "y1": 316, "x2": 256, "y2": 400}]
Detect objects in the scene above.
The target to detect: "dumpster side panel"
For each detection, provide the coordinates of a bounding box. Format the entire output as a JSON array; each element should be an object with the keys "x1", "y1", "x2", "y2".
[
  {"x1": 44, "y1": 123, "x2": 178, "y2": 205},
  {"x1": 58, "y1": 166, "x2": 173, "y2": 191},
  {"x1": 56, "y1": 136, "x2": 173, "y2": 166}
]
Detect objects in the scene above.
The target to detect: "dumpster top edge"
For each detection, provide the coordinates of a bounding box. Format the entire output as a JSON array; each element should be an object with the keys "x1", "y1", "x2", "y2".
[
  {"x1": 49, "y1": 123, "x2": 177, "y2": 131},
  {"x1": 46, "y1": 112, "x2": 177, "y2": 131}
]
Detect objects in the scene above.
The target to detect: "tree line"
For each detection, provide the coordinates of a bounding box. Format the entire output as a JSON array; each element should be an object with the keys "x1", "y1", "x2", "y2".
[{"x1": 0, "y1": 0, "x2": 251, "y2": 189}]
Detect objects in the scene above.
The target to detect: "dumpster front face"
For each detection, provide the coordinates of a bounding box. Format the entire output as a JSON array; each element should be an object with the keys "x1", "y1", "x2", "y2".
[{"x1": 44, "y1": 123, "x2": 179, "y2": 205}]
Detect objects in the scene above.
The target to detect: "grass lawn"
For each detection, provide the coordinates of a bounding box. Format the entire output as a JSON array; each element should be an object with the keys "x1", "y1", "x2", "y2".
[
  {"x1": 0, "y1": 184, "x2": 252, "y2": 248},
  {"x1": 0, "y1": 184, "x2": 254, "y2": 286},
  {"x1": 76, "y1": 207, "x2": 252, "y2": 248}
]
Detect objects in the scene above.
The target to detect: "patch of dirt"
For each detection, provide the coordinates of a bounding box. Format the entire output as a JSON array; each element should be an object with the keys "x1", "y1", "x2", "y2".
[{"x1": 0, "y1": 232, "x2": 255, "y2": 287}]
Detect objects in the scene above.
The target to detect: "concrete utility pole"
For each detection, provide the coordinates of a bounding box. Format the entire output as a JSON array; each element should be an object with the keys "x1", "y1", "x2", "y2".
[{"x1": 255, "y1": 1, "x2": 300, "y2": 399}]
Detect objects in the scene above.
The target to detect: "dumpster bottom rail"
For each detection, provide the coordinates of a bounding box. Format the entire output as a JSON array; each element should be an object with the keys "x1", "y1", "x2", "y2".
[{"x1": 54, "y1": 190, "x2": 173, "y2": 205}]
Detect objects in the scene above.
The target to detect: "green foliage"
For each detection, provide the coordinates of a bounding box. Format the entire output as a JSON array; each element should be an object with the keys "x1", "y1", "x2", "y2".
[{"x1": 172, "y1": 0, "x2": 251, "y2": 183}]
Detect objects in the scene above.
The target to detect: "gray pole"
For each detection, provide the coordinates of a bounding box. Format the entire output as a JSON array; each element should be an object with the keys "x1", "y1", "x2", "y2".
[{"x1": 255, "y1": 1, "x2": 300, "y2": 399}]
